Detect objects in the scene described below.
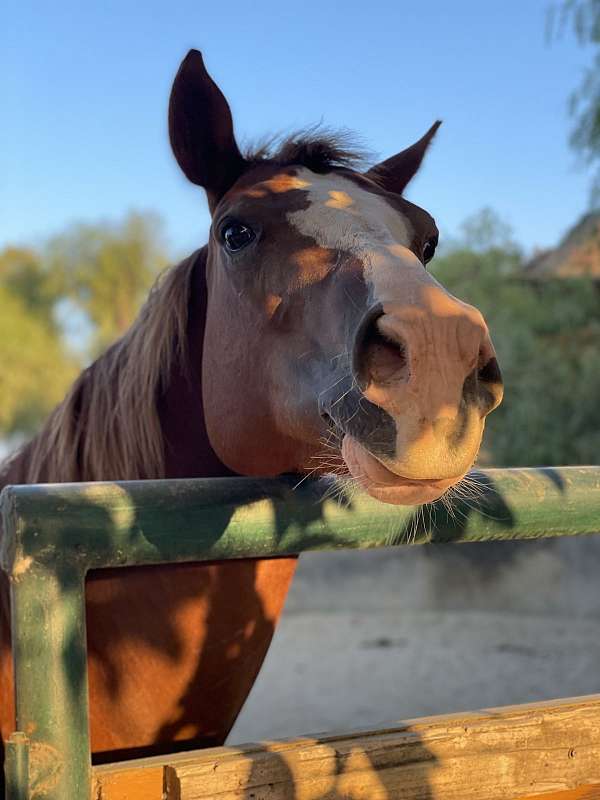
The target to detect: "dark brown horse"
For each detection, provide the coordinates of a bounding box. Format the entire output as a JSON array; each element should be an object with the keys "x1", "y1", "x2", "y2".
[{"x1": 0, "y1": 50, "x2": 503, "y2": 765}]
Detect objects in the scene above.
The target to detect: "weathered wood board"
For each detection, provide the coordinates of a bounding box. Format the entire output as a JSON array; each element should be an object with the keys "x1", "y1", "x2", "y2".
[
  {"x1": 520, "y1": 788, "x2": 600, "y2": 800},
  {"x1": 92, "y1": 695, "x2": 600, "y2": 799}
]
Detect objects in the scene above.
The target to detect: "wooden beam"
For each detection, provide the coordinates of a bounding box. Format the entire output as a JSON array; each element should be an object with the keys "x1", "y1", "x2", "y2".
[
  {"x1": 519, "y1": 788, "x2": 600, "y2": 800},
  {"x1": 92, "y1": 754, "x2": 164, "y2": 800},
  {"x1": 92, "y1": 695, "x2": 600, "y2": 799}
]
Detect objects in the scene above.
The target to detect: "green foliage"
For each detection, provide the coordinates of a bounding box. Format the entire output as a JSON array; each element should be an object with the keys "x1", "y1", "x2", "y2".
[
  {"x1": 47, "y1": 211, "x2": 168, "y2": 355},
  {"x1": 0, "y1": 247, "x2": 63, "y2": 332},
  {"x1": 0, "y1": 212, "x2": 167, "y2": 438},
  {"x1": 433, "y1": 210, "x2": 600, "y2": 466},
  {"x1": 0, "y1": 284, "x2": 79, "y2": 436}
]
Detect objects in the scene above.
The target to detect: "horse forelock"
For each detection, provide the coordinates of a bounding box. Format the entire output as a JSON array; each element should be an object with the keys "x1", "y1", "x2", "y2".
[
  {"x1": 1, "y1": 250, "x2": 202, "y2": 486},
  {"x1": 243, "y1": 128, "x2": 370, "y2": 174}
]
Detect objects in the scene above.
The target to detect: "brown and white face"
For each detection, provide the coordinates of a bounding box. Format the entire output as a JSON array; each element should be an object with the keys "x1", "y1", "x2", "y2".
[{"x1": 169, "y1": 50, "x2": 504, "y2": 505}]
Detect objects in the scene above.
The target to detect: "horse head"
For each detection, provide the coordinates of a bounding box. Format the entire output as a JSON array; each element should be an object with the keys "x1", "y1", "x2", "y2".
[{"x1": 169, "y1": 50, "x2": 503, "y2": 505}]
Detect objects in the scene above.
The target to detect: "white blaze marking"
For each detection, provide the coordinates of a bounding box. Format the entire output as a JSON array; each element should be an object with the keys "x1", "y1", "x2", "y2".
[{"x1": 286, "y1": 169, "x2": 430, "y2": 304}]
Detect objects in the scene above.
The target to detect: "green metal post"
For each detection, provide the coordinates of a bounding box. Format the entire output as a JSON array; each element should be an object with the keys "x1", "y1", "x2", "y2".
[
  {"x1": 4, "y1": 733, "x2": 30, "y2": 800},
  {"x1": 9, "y1": 565, "x2": 90, "y2": 800}
]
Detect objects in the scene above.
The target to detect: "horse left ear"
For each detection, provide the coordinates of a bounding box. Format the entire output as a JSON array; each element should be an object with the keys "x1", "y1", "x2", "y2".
[
  {"x1": 169, "y1": 50, "x2": 247, "y2": 210},
  {"x1": 365, "y1": 121, "x2": 441, "y2": 195}
]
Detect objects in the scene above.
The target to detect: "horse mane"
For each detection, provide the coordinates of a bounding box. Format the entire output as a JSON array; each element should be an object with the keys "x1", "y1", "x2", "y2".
[{"x1": 2, "y1": 250, "x2": 201, "y2": 485}]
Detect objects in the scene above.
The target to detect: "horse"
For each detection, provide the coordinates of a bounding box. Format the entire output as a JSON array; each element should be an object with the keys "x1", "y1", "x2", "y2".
[{"x1": 0, "y1": 50, "x2": 503, "y2": 768}]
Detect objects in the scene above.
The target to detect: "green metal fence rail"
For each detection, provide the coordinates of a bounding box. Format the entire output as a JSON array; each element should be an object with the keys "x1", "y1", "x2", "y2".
[{"x1": 1, "y1": 466, "x2": 599, "y2": 800}]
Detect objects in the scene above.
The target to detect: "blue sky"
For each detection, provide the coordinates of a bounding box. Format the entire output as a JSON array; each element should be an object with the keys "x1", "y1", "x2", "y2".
[{"x1": 2, "y1": 0, "x2": 593, "y2": 258}]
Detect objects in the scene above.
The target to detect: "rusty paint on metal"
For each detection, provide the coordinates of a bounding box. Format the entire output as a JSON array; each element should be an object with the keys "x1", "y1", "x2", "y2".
[
  {"x1": 11, "y1": 556, "x2": 33, "y2": 579},
  {"x1": 28, "y1": 743, "x2": 62, "y2": 798}
]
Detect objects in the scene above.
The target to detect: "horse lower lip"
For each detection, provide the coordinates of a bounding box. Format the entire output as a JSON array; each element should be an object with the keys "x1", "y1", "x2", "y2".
[
  {"x1": 340, "y1": 435, "x2": 460, "y2": 505},
  {"x1": 342, "y1": 436, "x2": 441, "y2": 485}
]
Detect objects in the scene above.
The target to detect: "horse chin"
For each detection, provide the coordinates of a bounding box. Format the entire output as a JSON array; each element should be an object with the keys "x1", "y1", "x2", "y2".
[{"x1": 341, "y1": 435, "x2": 461, "y2": 506}]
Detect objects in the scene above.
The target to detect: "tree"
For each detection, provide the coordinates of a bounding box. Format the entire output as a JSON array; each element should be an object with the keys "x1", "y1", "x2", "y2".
[
  {"x1": 0, "y1": 246, "x2": 62, "y2": 332},
  {"x1": 46, "y1": 211, "x2": 169, "y2": 355},
  {"x1": 555, "y1": 0, "x2": 600, "y2": 204},
  {"x1": 0, "y1": 247, "x2": 78, "y2": 437},
  {"x1": 0, "y1": 211, "x2": 169, "y2": 439},
  {"x1": 0, "y1": 285, "x2": 79, "y2": 437}
]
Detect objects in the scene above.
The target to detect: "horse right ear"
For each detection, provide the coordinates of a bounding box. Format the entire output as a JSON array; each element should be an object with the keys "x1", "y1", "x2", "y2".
[
  {"x1": 169, "y1": 50, "x2": 246, "y2": 210},
  {"x1": 365, "y1": 121, "x2": 441, "y2": 196}
]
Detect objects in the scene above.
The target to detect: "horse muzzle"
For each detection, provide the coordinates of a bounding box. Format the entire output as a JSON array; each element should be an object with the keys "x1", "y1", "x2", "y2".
[{"x1": 319, "y1": 296, "x2": 504, "y2": 506}]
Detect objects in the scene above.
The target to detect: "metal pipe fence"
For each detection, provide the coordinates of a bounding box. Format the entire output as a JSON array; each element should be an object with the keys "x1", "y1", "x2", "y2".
[{"x1": 1, "y1": 467, "x2": 599, "y2": 799}]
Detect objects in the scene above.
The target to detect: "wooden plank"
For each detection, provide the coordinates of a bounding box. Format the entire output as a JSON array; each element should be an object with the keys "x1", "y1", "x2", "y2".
[
  {"x1": 519, "y1": 787, "x2": 600, "y2": 800},
  {"x1": 93, "y1": 695, "x2": 600, "y2": 799},
  {"x1": 92, "y1": 753, "x2": 165, "y2": 799}
]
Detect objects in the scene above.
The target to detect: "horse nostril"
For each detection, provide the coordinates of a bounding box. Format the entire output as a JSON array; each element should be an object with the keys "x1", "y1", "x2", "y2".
[
  {"x1": 478, "y1": 356, "x2": 503, "y2": 386},
  {"x1": 354, "y1": 314, "x2": 409, "y2": 389},
  {"x1": 474, "y1": 355, "x2": 504, "y2": 416}
]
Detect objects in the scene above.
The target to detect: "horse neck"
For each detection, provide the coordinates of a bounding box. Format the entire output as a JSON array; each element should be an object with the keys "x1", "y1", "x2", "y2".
[{"x1": 158, "y1": 250, "x2": 234, "y2": 480}]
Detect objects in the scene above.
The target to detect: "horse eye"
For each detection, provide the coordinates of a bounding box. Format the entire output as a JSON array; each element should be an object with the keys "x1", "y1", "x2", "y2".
[
  {"x1": 222, "y1": 223, "x2": 255, "y2": 252},
  {"x1": 423, "y1": 238, "x2": 437, "y2": 264}
]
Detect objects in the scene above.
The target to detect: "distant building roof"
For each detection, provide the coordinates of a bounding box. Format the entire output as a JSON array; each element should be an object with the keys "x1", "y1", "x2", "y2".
[{"x1": 525, "y1": 211, "x2": 600, "y2": 278}]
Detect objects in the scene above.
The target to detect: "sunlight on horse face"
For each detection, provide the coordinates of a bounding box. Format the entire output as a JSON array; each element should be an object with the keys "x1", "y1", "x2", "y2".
[{"x1": 169, "y1": 50, "x2": 504, "y2": 505}]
